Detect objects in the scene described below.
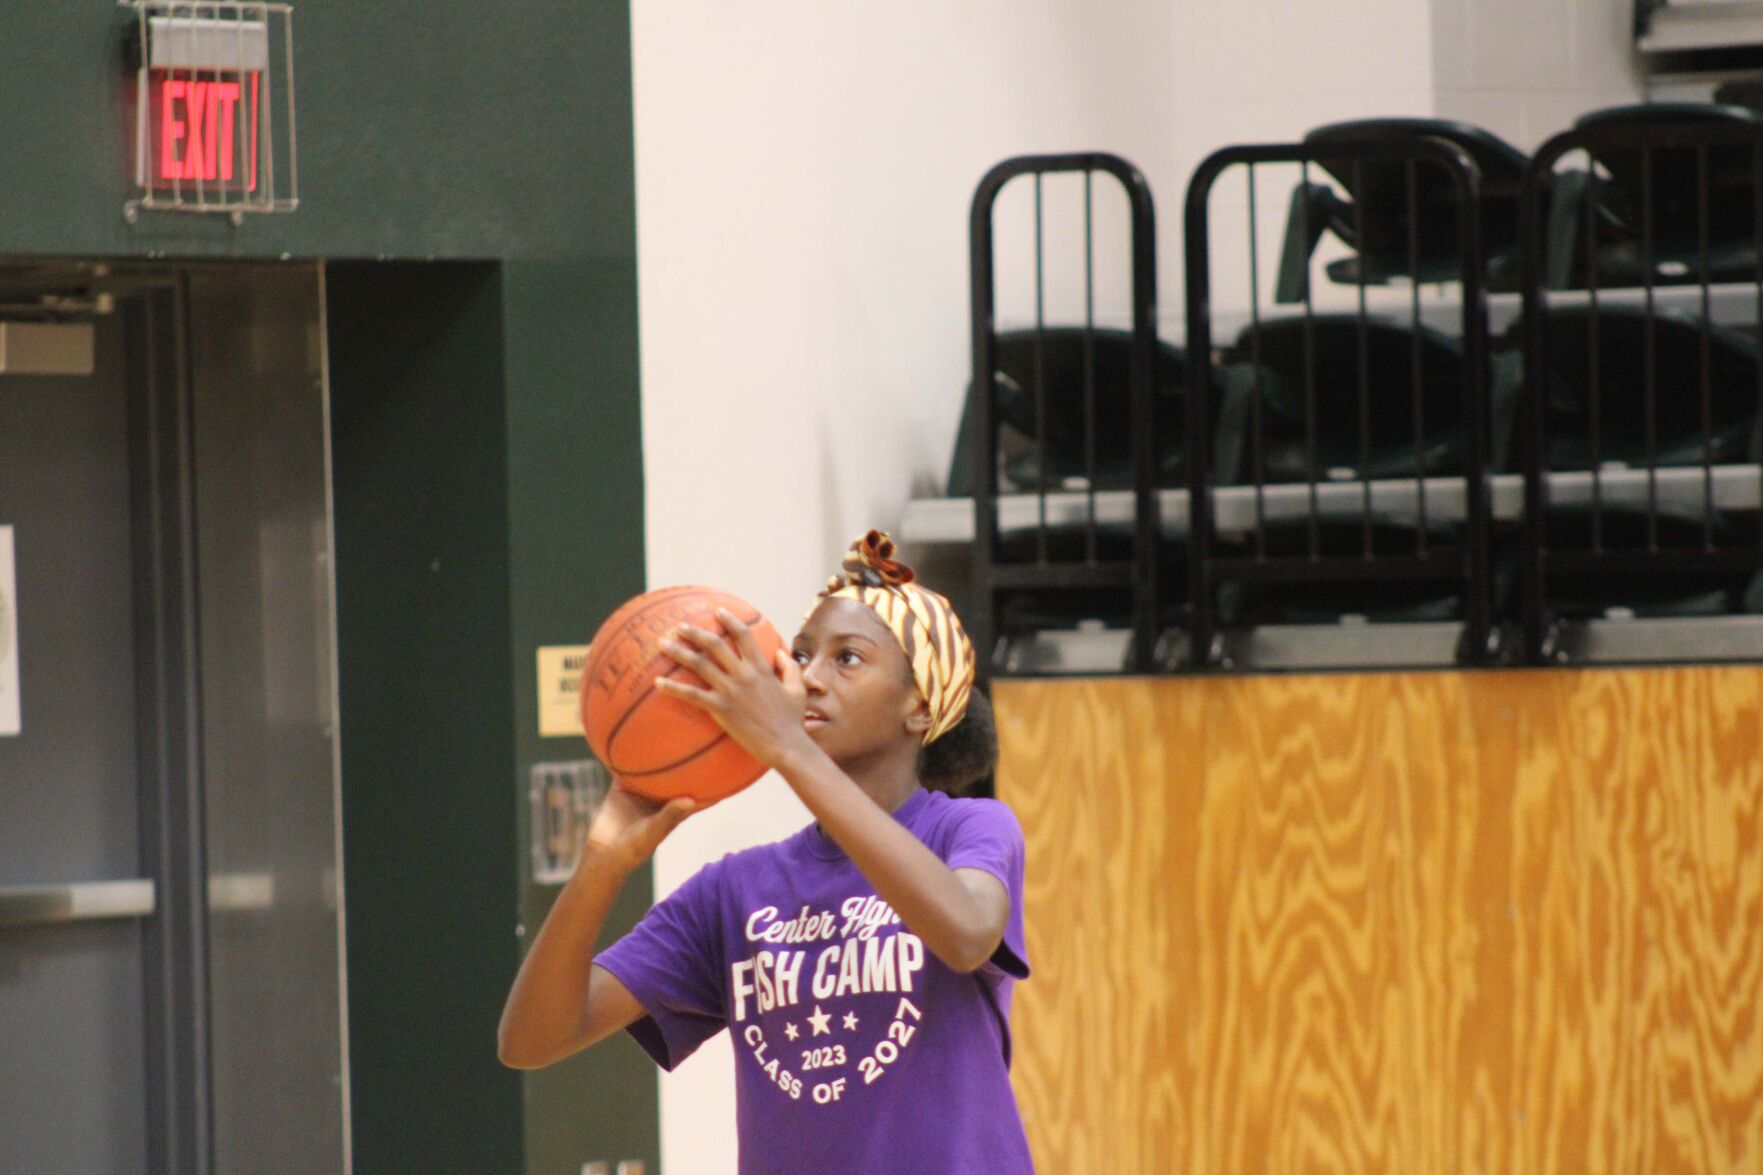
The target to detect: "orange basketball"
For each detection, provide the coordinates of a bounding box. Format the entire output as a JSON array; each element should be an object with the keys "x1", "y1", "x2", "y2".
[{"x1": 580, "y1": 585, "x2": 786, "y2": 804}]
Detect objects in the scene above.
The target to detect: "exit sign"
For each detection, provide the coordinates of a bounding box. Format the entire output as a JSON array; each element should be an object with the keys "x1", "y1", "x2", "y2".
[
  {"x1": 151, "y1": 72, "x2": 260, "y2": 192},
  {"x1": 124, "y1": 5, "x2": 296, "y2": 218}
]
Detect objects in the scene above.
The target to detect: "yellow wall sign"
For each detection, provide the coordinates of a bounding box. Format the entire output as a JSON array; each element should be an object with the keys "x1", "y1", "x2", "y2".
[{"x1": 536, "y1": 644, "x2": 591, "y2": 738}]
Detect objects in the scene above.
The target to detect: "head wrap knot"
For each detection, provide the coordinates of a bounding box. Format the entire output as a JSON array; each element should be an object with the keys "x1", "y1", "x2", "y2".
[
  {"x1": 813, "y1": 530, "x2": 976, "y2": 745},
  {"x1": 823, "y1": 529, "x2": 915, "y2": 593}
]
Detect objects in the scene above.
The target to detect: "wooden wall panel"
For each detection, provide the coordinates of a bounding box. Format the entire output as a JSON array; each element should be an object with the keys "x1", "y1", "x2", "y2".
[{"x1": 994, "y1": 668, "x2": 1763, "y2": 1174}]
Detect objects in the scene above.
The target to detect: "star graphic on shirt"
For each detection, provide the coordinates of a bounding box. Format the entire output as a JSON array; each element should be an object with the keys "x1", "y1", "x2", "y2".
[
  {"x1": 806, "y1": 1005, "x2": 832, "y2": 1036},
  {"x1": 842, "y1": 1011, "x2": 859, "y2": 1032},
  {"x1": 783, "y1": 1021, "x2": 799, "y2": 1041}
]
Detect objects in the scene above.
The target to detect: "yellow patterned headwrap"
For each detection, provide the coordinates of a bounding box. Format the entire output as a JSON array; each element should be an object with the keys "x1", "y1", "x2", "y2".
[{"x1": 811, "y1": 530, "x2": 977, "y2": 745}]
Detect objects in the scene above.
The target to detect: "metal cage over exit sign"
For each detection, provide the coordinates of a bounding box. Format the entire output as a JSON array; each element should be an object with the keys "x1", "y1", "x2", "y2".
[{"x1": 125, "y1": 1, "x2": 299, "y2": 222}]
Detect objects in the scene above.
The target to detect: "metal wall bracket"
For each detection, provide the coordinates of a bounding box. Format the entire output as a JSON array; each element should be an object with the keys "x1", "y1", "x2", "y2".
[
  {"x1": 0, "y1": 879, "x2": 157, "y2": 928},
  {"x1": 530, "y1": 760, "x2": 611, "y2": 885}
]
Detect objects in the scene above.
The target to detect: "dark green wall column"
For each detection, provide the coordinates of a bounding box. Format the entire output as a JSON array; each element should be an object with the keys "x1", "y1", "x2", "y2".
[
  {"x1": 328, "y1": 262, "x2": 524, "y2": 1173},
  {"x1": 328, "y1": 256, "x2": 656, "y2": 1174},
  {"x1": 502, "y1": 259, "x2": 657, "y2": 1174}
]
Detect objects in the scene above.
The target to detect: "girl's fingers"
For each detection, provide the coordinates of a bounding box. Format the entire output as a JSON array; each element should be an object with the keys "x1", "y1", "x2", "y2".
[
  {"x1": 776, "y1": 648, "x2": 808, "y2": 710},
  {"x1": 661, "y1": 632, "x2": 731, "y2": 688},
  {"x1": 716, "y1": 608, "x2": 767, "y2": 668},
  {"x1": 673, "y1": 623, "x2": 742, "y2": 676},
  {"x1": 636, "y1": 797, "x2": 697, "y2": 854},
  {"x1": 655, "y1": 797, "x2": 697, "y2": 832},
  {"x1": 775, "y1": 647, "x2": 803, "y2": 689},
  {"x1": 654, "y1": 675, "x2": 717, "y2": 709}
]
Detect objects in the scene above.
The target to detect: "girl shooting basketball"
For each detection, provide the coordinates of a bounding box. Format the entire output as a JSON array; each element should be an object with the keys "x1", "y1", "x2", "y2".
[{"x1": 498, "y1": 531, "x2": 1035, "y2": 1173}]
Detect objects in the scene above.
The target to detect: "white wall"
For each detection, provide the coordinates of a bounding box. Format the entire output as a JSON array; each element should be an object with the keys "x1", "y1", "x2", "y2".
[
  {"x1": 1170, "y1": 0, "x2": 1437, "y2": 332},
  {"x1": 1433, "y1": 0, "x2": 1642, "y2": 150},
  {"x1": 628, "y1": 3, "x2": 1656, "y2": 1170},
  {"x1": 631, "y1": 9, "x2": 1171, "y2": 1167}
]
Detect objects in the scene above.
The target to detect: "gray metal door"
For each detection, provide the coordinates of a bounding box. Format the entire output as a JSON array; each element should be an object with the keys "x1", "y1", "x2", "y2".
[
  {"x1": 0, "y1": 265, "x2": 347, "y2": 1175},
  {"x1": 0, "y1": 306, "x2": 155, "y2": 1172}
]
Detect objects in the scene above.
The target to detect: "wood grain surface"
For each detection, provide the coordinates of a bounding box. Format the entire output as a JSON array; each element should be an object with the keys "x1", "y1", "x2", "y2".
[{"x1": 994, "y1": 668, "x2": 1763, "y2": 1174}]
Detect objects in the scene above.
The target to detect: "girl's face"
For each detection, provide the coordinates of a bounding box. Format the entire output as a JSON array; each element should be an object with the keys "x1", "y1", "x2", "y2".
[{"x1": 791, "y1": 598, "x2": 930, "y2": 764}]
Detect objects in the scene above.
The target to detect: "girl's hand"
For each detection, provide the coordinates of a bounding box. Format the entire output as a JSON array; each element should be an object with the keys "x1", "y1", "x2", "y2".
[
  {"x1": 655, "y1": 608, "x2": 813, "y2": 769},
  {"x1": 583, "y1": 783, "x2": 696, "y2": 875}
]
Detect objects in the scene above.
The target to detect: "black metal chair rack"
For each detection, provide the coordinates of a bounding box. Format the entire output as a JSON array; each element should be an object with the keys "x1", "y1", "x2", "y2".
[
  {"x1": 1185, "y1": 135, "x2": 1497, "y2": 669},
  {"x1": 967, "y1": 153, "x2": 1161, "y2": 672},
  {"x1": 1519, "y1": 110, "x2": 1763, "y2": 660}
]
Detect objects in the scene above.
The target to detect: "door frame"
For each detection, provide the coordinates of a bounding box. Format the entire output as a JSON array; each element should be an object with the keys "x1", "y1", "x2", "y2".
[{"x1": 122, "y1": 274, "x2": 213, "y2": 1175}]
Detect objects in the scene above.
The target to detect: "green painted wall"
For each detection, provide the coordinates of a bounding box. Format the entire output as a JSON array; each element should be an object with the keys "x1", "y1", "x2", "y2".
[
  {"x1": 0, "y1": 0, "x2": 634, "y2": 261},
  {"x1": 0, "y1": 0, "x2": 652, "y2": 1170}
]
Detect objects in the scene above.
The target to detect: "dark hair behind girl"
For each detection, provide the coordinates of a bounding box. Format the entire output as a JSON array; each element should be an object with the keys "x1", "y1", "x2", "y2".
[{"x1": 917, "y1": 690, "x2": 999, "y2": 795}]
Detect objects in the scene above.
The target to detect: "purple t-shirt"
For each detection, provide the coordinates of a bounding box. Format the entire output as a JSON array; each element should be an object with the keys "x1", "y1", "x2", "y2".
[{"x1": 596, "y1": 787, "x2": 1034, "y2": 1174}]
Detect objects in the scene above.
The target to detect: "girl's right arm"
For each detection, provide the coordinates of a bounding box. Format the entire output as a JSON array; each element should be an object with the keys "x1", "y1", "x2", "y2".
[{"x1": 496, "y1": 785, "x2": 695, "y2": 1070}]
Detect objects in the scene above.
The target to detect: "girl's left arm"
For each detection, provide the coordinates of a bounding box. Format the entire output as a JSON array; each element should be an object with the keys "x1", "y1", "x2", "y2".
[
  {"x1": 657, "y1": 614, "x2": 1010, "y2": 974},
  {"x1": 772, "y1": 737, "x2": 1010, "y2": 974}
]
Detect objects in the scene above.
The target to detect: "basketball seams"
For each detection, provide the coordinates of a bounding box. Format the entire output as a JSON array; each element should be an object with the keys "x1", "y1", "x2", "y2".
[
  {"x1": 621, "y1": 742, "x2": 767, "y2": 804},
  {"x1": 614, "y1": 729, "x2": 731, "y2": 777},
  {"x1": 599, "y1": 604, "x2": 764, "y2": 769},
  {"x1": 582, "y1": 583, "x2": 708, "y2": 701},
  {"x1": 584, "y1": 588, "x2": 743, "y2": 742},
  {"x1": 584, "y1": 591, "x2": 776, "y2": 786}
]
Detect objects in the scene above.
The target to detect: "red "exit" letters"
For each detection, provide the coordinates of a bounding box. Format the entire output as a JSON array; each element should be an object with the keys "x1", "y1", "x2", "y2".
[{"x1": 156, "y1": 75, "x2": 258, "y2": 190}]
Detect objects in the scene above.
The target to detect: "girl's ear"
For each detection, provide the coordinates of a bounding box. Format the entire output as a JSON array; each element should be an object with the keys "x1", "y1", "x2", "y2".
[{"x1": 904, "y1": 694, "x2": 932, "y2": 737}]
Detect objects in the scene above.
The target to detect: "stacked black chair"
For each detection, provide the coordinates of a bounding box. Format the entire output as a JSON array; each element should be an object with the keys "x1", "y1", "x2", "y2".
[
  {"x1": 1551, "y1": 103, "x2": 1763, "y2": 289},
  {"x1": 1213, "y1": 315, "x2": 1522, "y2": 628},
  {"x1": 1274, "y1": 118, "x2": 1530, "y2": 302},
  {"x1": 948, "y1": 328, "x2": 1189, "y2": 499},
  {"x1": 1228, "y1": 315, "x2": 1517, "y2": 481},
  {"x1": 1519, "y1": 305, "x2": 1763, "y2": 620},
  {"x1": 946, "y1": 327, "x2": 1259, "y2": 644}
]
